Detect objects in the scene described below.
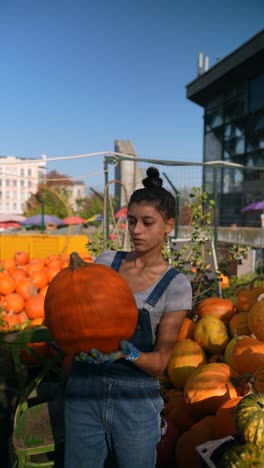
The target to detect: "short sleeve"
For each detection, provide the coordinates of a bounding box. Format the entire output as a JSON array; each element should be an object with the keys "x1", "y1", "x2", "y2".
[
  {"x1": 94, "y1": 250, "x2": 116, "y2": 268},
  {"x1": 164, "y1": 272, "x2": 193, "y2": 312}
]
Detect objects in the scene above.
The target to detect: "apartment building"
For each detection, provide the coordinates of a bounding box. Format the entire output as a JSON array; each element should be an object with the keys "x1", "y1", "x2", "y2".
[
  {"x1": 0, "y1": 154, "x2": 47, "y2": 215},
  {"x1": 67, "y1": 181, "x2": 86, "y2": 210}
]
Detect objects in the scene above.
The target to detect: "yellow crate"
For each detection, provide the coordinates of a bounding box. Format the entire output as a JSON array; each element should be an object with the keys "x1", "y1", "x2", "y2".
[{"x1": 0, "y1": 235, "x2": 89, "y2": 260}]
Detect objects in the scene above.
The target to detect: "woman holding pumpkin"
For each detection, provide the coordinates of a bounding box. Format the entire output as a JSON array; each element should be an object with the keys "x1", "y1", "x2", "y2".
[{"x1": 64, "y1": 167, "x2": 192, "y2": 468}]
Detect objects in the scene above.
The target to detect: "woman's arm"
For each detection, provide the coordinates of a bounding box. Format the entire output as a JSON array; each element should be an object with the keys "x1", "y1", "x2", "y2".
[{"x1": 132, "y1": 310, "x2": 187, "y2": 377}]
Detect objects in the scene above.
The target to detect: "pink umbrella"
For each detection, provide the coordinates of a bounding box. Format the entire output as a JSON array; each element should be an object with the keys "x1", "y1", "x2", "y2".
[
  {"x1": 63, "y1": 216, "x2": 87, "y2": 225},
  {"x1": 115, "y1": 207, "x2": 128, "y2": 219}
]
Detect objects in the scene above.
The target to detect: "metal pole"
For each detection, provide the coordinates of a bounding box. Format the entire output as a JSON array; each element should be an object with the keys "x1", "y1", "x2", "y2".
[
  {"x1": 213, "y1": 166, "x2": 218, "y2": 251},
  {"x1": 40, "y1": 199, "x2": 45, "y2": 234},
  {"x1": 162, "y1": 172, "x2": 180, "y2": 238},
  {"x1": 104, "y1": 158, "x2": 110, "y2": 240}
]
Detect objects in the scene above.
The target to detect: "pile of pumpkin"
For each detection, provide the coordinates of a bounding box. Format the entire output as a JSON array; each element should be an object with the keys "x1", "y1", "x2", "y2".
[
  {"x1": 158, "y1": 284, "x2": 264, "y2": 467},
  {"x1": 0, "y1": 250, "x2": 92, "y2": 334}
]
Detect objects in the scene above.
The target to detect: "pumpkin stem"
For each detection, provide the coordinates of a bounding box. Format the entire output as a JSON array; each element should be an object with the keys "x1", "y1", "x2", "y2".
[{"x1": 69, "y1": 252, "x2": 90, "y2": 271}]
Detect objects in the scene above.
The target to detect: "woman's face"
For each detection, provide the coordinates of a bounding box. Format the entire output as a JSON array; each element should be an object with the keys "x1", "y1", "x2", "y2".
[{"x1": 127, "y1": 201, "x2": 175, "y2": 252}]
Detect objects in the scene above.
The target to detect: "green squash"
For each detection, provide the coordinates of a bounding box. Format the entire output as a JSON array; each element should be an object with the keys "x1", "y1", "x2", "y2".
[
  {"x1": 235, "y1": 393, "x2": 264, "y2": 448},
  {"x1": 218, "y1": 442, "x2": 264, "y2": 467}
]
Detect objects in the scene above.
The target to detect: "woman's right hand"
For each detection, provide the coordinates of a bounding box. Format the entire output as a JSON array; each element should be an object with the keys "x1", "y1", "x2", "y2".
[{"x1": 75, "y1": 348, "x2": 124, "y2": 365}]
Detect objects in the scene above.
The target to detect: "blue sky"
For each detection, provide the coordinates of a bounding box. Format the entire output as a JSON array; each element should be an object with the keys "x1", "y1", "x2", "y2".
[{"x1": 0, "y1": 0, "x2": 263, "y2": 190}]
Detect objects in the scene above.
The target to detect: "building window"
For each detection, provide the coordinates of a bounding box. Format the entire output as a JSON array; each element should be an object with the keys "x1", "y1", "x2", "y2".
[
  {"x1": 249, "y1": 73, "x2": 264, "y2": 112},
  {"x1": 205, "y1": 109, "x2": 223, "y2": 131},
  {"x1": 28, "y1": 168, "x2": 32, "y2": 176},
  {"x1": 13, "y1": 180, "x2": 17, "y2": 187},
  {"x1": 6, "y1": 180, "x2": 9, "y2": 187}
]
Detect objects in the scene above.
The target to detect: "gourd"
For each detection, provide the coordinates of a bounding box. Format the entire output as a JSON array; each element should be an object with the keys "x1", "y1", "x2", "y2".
[
  {"x1": 235, "y1": 393, "x2": 264, "y2": 448},
  {"x1": 44, "y1": 252, "x2": 138, "y2": 354},
  {"x1": 167, "y1": 338, "x2": 206, "y2": 388},
  {"x1": 193, "y1": 315, "x2": 230, "y2": 354},
  {"x1": 218, "y1": 442, "x2": 264, "y2": 467}
]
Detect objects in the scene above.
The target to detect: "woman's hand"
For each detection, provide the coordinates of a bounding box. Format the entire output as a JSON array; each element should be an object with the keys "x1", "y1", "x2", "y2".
[{"x1": 75, "y1": 341, "x2": 140, "y2": 365}]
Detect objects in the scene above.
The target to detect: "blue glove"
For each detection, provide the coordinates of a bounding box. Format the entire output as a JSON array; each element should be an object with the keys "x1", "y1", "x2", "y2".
[
  {"x1": 75, "y1": 341, "x2": 140, "y2": 365},
  {"x1": 120, "y1": 340, "x2": 140, "y2": 362},
  {"x1": 75, "y1": 348, "x2": 123, "y2": 365}
]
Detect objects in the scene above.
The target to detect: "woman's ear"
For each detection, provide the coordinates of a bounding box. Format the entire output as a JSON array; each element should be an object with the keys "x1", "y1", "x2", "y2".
[{"x1": 166, "y1": 218, "x2": 175, "y2": 234}]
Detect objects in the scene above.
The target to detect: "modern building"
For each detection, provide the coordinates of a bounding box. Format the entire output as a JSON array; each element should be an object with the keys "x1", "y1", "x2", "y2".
[
  {"x1": 0, "y1": 154, "x2": 47, "y2": 216},
  {"x1": 186, "y1": 29, "x2": 264, "y2": 227}
]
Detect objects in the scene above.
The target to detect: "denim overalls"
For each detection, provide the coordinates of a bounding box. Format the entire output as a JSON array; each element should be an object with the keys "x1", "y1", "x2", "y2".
[{"x1": 65, "y1": 252, "x2": 179, "y2": 468}]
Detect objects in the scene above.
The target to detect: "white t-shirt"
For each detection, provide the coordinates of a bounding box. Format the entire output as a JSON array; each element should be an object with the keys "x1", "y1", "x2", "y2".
[{"x1": 95, "y1": 250, "x2": 193, "y2": 342}]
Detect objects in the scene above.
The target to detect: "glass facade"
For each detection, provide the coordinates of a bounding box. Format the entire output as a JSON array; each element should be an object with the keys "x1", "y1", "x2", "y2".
[{"x1": 203, "y1": 74, "x2": 264, "y2": 226}]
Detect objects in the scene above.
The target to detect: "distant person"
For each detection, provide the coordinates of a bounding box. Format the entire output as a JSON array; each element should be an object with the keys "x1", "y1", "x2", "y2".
[
  {"x1": 64, "y1": 167, "x2": 192, "y2": 468},
  {"x1": 261, "y1": 212, "x2": 264, "y2": 228}
]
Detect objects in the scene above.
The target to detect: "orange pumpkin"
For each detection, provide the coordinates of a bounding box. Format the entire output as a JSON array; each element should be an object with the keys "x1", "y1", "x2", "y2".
[
  {"x1": 231, "y1": 336, "x2": 264, "y2": 374},
  {"x1": 229, "y1": 311, "x2": 251, "y2": 337},
  {"x1": 0, "y1": 274, "x2": 16, "y2": 295},
  {"x1": 20, "y1": 342, "x2": 50, "y2": 364},
  {"x1": 214, "y1": 396, "x2": 243, "y2": 439},
  {"x1": 25, "y1": 294, "x2": 45, "y2": 319},
  {"x1": 236, "y1": 286, "x2": 264, "y2": 312},
  {"x1": 248, "y1": 299, "x2": 264, "y2": 341},
  {"x1": 184, "y1": 363, "x2": 238, "y2": 418},
  {"x1": 195, "y1": 297, "x2": 236, "y2": 322},
  {"x1": 1, "y1": 258, "x2": 16, "y2": 271},
  {"x1": 14, "y1": 251, "x2": 29, "y2": 266},
  {"x1": 219, "y1": 273, "x2": 230, "y2": 290},
  {"x1": 30, "y1": 269, "x2": 49, "y2": 289},
  {"x1": 16, "y1": 279, "x2": 37, "y2": 299},
  {"x1": 176, "y1": 316, "x2": 198, "y2": 341},
  {"x1": 2, "y1": 293, "x2": 25, "y2": 314},
  {"x1": 166, "y1": 394, "x2": 196, "y2": 432},
  {"x1": 175, "y1": 415, "x2": 217, "y2": 468},
  {"x1": 44, "y1": 252, "x2": 138, "y2": 354}
]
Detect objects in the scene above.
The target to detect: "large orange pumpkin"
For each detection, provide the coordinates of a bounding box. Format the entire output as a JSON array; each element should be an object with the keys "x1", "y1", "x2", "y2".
[
  {"x1": 195, "y1": 297, "x2": 236, "y2": 322},
  {"x1": 184, "y1": 363, "x2": 238, "y2": 418},
  {"x1": 44, "y1": 252, "x2": 138, "y2": 354}
]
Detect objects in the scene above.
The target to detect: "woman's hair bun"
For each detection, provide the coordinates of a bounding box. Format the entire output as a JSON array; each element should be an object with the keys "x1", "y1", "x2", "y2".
[{"x1": 142, "y1": 166, "x2": 163, "y2": 189}]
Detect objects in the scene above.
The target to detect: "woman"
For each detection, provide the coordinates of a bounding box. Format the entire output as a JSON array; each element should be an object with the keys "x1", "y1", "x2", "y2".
[{"x1": 65, "y1": 167, "x2": 192, "y2": 468}]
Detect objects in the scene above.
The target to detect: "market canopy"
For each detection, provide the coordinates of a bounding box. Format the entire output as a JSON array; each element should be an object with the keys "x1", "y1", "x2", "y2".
[
  {"x1": 0, "y1": 214, "x2": 26, "y2": 223},
  {"x1": 86, "y1": 214, "x2": 103, "y2": 222},
  {"x1": 21, "y1": 214, "x2": 65, "y2": 226},
  {"x1": 241, "y1": 201, "x2": 264, "y2": 212},
  {"x1": 63, "y1": 216, "x2": 87, "y2": 225}
]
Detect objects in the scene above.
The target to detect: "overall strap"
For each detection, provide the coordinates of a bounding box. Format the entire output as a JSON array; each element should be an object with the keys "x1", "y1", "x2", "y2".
[
  {"x1": 143, "y1": 268, "x2": 180, "y2": 312},
  {"x1": 110, "y1": 251, "x2": 127, "y2": 271}
]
